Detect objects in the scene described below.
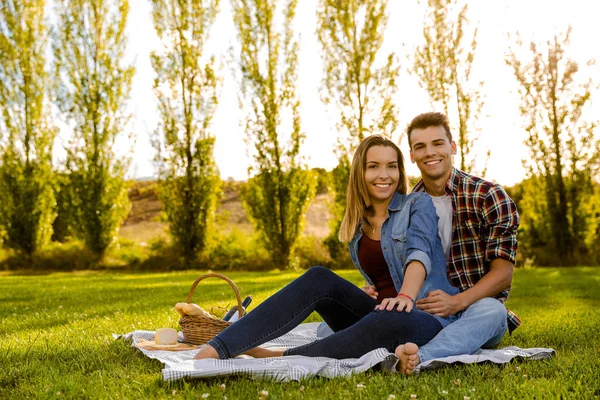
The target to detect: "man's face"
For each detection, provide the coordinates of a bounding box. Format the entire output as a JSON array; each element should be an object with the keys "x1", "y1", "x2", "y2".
[{"x1": 409, "y1": 125, "x2": 456, "y2": 181}]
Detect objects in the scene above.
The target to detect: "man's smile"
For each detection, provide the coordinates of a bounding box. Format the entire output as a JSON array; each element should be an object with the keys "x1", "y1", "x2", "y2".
[{"x1": 424, "y1": 159, "x2": 442, "y2": 166}]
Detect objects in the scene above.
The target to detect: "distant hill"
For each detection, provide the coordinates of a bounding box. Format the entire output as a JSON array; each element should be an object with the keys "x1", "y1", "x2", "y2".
[{"x1": 119, "y1": 181, "x2": 332, "y2": 242}]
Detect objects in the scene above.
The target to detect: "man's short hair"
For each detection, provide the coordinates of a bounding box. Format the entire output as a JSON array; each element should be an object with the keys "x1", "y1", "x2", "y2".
[{"x1": 406, "y1": 112, "x2": 453, "y2": 147}]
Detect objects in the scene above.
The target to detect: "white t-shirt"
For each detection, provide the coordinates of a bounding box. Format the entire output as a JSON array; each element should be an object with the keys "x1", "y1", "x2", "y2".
[{"x1": 431, "y1": 195, "x2": 453, "y2": 260}]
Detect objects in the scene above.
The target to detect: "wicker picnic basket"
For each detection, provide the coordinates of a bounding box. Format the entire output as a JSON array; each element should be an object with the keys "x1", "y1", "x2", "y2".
[{"x1": 179, "y1": 273, "x2": 244, "y2": 345}]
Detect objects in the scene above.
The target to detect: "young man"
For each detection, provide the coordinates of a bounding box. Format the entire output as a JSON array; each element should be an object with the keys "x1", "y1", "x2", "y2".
[{"x1": 395, "y1": 112, "x2": 520, "y2": 375}]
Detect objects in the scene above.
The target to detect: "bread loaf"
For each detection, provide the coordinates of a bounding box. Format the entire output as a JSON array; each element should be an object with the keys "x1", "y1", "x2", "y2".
[
  {"x1": 174, "y1": 302, "x2": 187, "y2": 316},
  {"x1": 180, "y1": 303, "x2": 212, "y2": 318}
]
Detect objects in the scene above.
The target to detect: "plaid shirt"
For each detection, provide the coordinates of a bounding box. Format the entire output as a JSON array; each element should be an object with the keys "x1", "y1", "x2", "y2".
[{"x1": 413, "y1": 168, "x2": 521, "y2": 332}]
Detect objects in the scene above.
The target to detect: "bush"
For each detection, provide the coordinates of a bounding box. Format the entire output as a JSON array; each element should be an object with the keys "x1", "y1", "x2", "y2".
[
  {"x1": 0, "y1": 241, "x2": 94, "y2": 271},
  {"x1": 200, "y1": 229, "x2": 272, "y2": 271},
  {"x1": 290, "y1": 235, "x2": 333, "y2": 270}
]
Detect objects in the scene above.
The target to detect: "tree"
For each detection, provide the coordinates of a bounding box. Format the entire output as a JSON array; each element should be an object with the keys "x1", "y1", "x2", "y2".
[
  {"x1": 316, "y1": 0, "x2": 399, "y2": 265},
  {"x1": 53, "y1": 0, "x2": 134, "y2": 258},
  {"x1": 413, "y1": 0, "x2": 487, "y2": 175},
  {"x1": 232, "y1": 0, "x2": 317, "y2": 267},
  {"x1": 150, "y1": 0, "x2": 222, "y2": 265},
  {"x1": 0, "y1": 0, "x2": 56, "y2": 255},
  {"x1": 506, "y1": 27, "x2": 600, "y2": 265}
]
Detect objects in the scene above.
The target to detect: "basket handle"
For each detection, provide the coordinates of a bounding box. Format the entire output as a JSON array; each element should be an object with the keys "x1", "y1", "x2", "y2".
[{"x1": 186, "y1": 273, "x2": 244, "y2": 320}]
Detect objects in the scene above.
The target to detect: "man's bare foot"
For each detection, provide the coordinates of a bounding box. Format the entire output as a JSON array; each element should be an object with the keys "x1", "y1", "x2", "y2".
[
  {"x1": 395, "y1": 342, "x2": 419, "y2": 375},
  {"x1": 244, "y1": 347, "x2": 284, "y2": 358},
  {"x1": 194, "y1": 344, "x2": 220, "y2": 360}
]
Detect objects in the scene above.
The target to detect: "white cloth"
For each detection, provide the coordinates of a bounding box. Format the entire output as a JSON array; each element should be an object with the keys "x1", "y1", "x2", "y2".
[
  {"x1": 114, "y1": 323, "x2": 555, "y2": 381},
  {"x1": 431, "y1": 194, "x2": 453, "y2": 260}
]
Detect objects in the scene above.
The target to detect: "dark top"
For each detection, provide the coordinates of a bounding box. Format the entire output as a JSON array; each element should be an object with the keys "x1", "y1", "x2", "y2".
[{"x1": 358, "y1": 234, "x2": 397, "y2": 303}]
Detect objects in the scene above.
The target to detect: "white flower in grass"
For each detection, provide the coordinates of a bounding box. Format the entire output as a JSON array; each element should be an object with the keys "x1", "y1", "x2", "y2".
[
  {"x1": 201, "y1": 394, "x2": 209, "y2": 398},
  {"x1": 387, "y1": 395, "x2": 396, "y2": 400},
  {"x1": 356, "y1": 383, "x2": 366, "y2": 389},
  {"x1": 410, "y1": 394, "x2": 417, "y2": 399},
  {"x1": 299, "y1": 386, "x2": 305, "y2": 392},
  {"x1": 259, "y1": 390, "x2": 269, "y2": 399},
  {"x1": 464, "y1": 397, "x2": 470, "y2": 400},
  {"x1": 441, "y1": 390, "x2": 448, "y2": 395},
  {"x1": 219, "y1": 384, "x2": 226, "y2": 391}
]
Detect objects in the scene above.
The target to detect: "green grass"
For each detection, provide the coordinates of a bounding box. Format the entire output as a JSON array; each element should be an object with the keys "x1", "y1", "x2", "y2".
[{"x1": 1, "y1": 267, "x2": 599, "y2": 399}]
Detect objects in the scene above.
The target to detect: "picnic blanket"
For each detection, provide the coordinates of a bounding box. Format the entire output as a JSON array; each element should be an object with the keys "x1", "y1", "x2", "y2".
[{"x1": 114, "y1": 323, "x2": 555, "y2": 381}]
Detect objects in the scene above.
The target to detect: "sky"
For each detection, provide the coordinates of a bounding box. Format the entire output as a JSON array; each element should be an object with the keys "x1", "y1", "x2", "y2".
[{"x1": 54, "y1": 0, "x2": 600, "y2": 186}]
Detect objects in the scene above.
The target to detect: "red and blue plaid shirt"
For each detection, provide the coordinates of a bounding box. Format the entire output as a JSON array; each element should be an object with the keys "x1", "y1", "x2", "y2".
[{"x1": 413, "y1": 168, "x2": 521, "y2": 332}]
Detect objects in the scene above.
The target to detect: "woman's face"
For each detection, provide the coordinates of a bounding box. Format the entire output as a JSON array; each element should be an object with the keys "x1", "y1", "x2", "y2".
[{"x1": 364, "y1": 145, "x2": 400, "y2": 205}]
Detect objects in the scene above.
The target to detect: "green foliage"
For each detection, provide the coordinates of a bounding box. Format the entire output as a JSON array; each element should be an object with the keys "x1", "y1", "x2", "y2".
[
  {"x1": 232, "y1": 0, "x2": 317, "y2": 268},
  {"x1": 508, "y1": 178, "x2": 600, "y2": 266},
  {"x1": 1, "y1": 267, "x2": 599, "y2": 398},
  {"x1": 506, "y1": 27, "x2": 600, "y2": 266},
  {"x1": 323, "y1": 155, "x2": 352, "y2": 267},
  {"x1": 291, "y1": 235, "x2": 334, "y2": 270},
  {"x1": 0, "y1": 0, "x2": 57, "y2": 255},
  {"x1": 52, "y1": 0, "x2": 134, "y2": 258},
  {"x1": 150, "y1": 0, "x2": 222, "y2": 265},
  {"x1": 316, "y1": 0, "x2": 399, "y2": 263},
  {"x1": 317, "y1": 0, "x2": 400, "y2": 147},
  {"x1": 51, "y1": 172, "x2": 80, "y2": 243},
  {"x1": 242, "y1": 169, "x2": 317, "y2": 268},
  {"x1": 202, "y1": 229, "x2": 272, "y2": 271},
  {"x1": 413, "y1": 0, "x2": 488, "y2": 175},
  {"x1": 311, "y1": 167, "x2": 330, "y2": 195}
]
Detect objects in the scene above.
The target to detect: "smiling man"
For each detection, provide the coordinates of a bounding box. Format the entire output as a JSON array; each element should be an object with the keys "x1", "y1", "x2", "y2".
[{"x1": 395, "y1": 112, "x2": 521, "y2": 375}]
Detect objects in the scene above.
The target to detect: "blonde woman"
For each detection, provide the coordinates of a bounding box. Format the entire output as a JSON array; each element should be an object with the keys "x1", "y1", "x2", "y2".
[{"x1": 194, "y1": 135, "x2": 458, "y2": 372}]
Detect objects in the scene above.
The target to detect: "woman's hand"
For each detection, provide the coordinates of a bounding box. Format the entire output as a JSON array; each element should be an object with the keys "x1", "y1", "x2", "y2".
[
  {"x1": 360, "y1": 285, "x2": 379, "y2": 300},
  {"x1": 375, "y1": 296, "x2": 414, "y2": 312}
]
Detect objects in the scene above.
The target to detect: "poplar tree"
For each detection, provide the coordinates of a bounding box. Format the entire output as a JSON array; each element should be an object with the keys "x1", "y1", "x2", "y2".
[
  {"x1": 0, "y1": 0, "x2": 56, "y2": 255},
  {"x1": 53, "y1": 0, "x2": 134, "y2": 258},
  {"x1": 232, "y1": 0, "x2": 316, "y2": 267},
  {"x1": 413, "y1": 0, "x2": 487, "y2": 175},
  {"x1": 150, "y1": 0, "x2": 222, "y2": 264},
  {"x1": 506, "y1": 27, "x2": 600, "y2": 265},
  {"x1": 316, "y1": 0, "x2": 399, "y2": 264}
]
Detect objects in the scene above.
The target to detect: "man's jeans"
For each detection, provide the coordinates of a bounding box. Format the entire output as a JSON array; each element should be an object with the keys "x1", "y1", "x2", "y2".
[
  {"x1": 417, "y1": 297, "x2": 508, "y2": 363},
  {"x1": 207, "y1": 266, "x2": 444, "y2": 359}
]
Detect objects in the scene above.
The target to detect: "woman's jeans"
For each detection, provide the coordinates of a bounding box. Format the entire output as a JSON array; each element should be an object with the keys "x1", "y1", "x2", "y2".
[{"x1": 206, "y1": 266, "x2": 443, "y2": 359}]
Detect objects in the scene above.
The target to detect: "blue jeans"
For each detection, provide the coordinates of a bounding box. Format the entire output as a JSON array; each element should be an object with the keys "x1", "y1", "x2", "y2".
[
  {"x1": 417, "y1": 297, "x2": 508, "y2": 363},
  {"x1": 207, "y1": 266, "x2": 444, "y2": 359}
]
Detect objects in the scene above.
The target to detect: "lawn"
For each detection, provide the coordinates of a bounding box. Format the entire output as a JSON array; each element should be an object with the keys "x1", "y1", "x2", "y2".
[{"x1": 1, "y1": 267, "x2": 599, "y2": 399}]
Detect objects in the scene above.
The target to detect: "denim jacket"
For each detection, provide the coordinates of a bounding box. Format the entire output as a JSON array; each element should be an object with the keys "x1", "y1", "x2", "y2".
[{"x1": 348, "y1": 192, "x2": 459, "y2": 326}]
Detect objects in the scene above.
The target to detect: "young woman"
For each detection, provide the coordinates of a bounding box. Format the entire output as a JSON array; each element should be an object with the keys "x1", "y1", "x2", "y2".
[{"x1": 194, "y1": 135, "x2": 459, "y2": 373}]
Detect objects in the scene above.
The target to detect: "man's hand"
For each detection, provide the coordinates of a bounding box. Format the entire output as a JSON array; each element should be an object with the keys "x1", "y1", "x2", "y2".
[
  {"x1": 416, "y1": 290, "x2": 465, "y2": 317},
  {"x1": 375, "y1": 296, "x2": 414, "y2": 313},
  {"x1": 360, "y1": 285, "x2": 378, "y2": 300}
]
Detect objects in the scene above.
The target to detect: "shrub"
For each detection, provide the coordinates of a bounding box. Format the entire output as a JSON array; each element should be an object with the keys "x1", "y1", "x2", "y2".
[
  {"x1": 200, "y1": 229, "x2": 272, "y2": 271},
  {"x1": 290, "y1": 235, "x2": 333, "y2": 270}
]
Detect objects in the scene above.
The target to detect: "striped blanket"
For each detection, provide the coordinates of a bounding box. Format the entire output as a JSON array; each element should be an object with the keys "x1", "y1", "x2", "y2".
[{"x1": 115, "y1": 323, "x2": 555, "y2": 381}]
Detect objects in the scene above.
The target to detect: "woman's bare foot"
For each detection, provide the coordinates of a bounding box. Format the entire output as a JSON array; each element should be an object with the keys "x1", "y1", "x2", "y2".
[
  {"x1": 194, "y1": 344, "x2": 220, "y2": 360},
  {"x1": 395, "y1": 342, "x2": 419, "y2": 375},
  {"x1": 244, "y1": 347, "x2": 284, "y2": 358}
]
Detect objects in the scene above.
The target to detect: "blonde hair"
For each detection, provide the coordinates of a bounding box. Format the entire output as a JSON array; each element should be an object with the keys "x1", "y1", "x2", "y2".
[{"x1": 338, "y1": 135, "x2": 408, "y2": 243}]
